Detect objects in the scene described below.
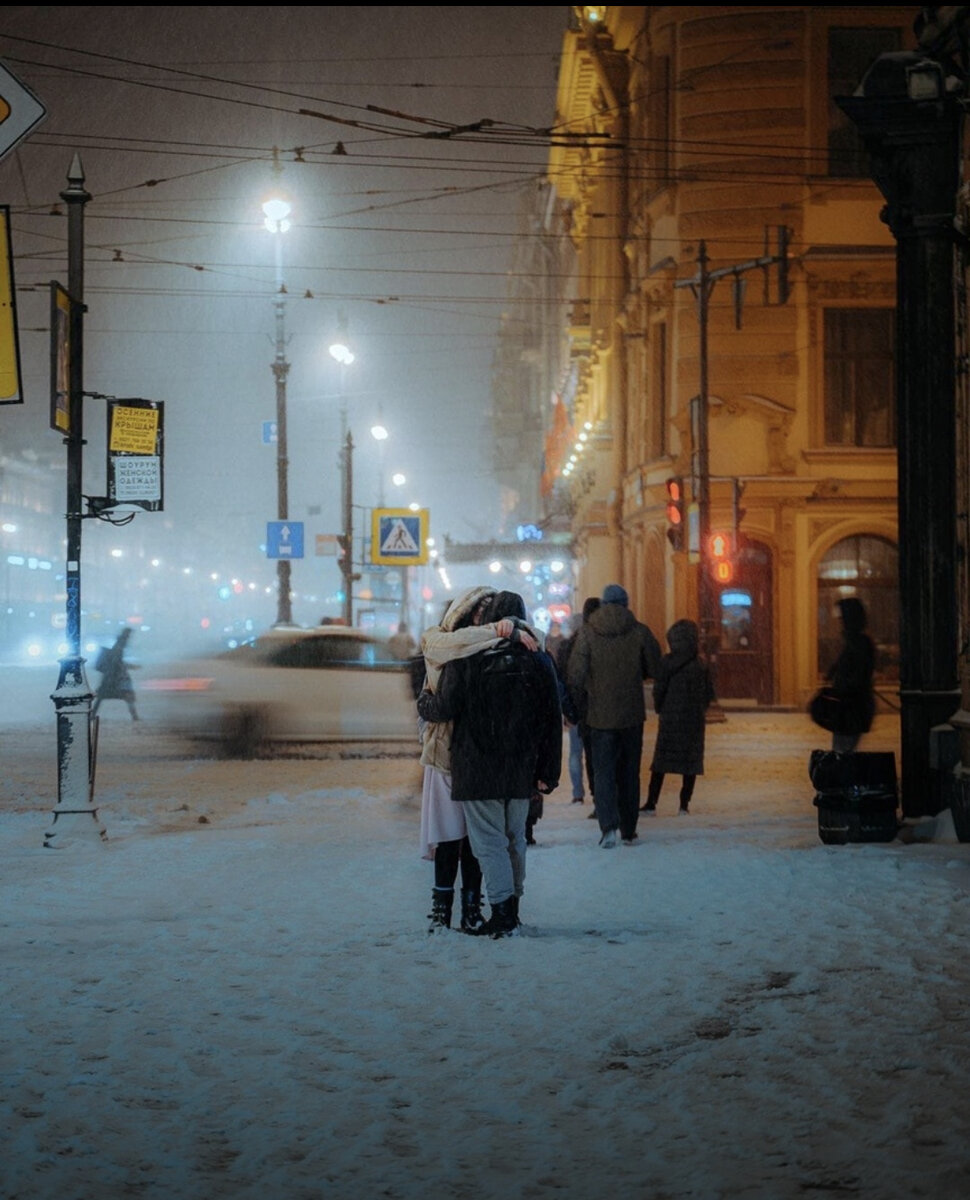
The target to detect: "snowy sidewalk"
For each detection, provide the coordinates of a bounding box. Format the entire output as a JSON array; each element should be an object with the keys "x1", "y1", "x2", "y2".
[{"x1": 3, "y1": 712, "x2": 970, "y2": 1199}]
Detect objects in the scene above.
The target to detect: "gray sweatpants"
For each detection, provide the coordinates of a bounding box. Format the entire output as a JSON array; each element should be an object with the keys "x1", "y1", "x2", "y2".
[{"x1": 463, "y1": 797, "x2": 530, "y2": 906}]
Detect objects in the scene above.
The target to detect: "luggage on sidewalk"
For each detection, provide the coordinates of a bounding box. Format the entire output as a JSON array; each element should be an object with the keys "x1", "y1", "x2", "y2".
[{"x1": 809, "y1": 750, "x2": 898, "y2": 845}]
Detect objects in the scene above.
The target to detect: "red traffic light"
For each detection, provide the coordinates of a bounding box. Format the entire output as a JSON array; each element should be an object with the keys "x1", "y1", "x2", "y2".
[
  {"x1": 665, "y1": 477, "x2": 683, "y2": 519},
  {"x1": 665, "y1": 477, "x2": 685, "y2": 549},
  {"x1": 708, "y1": 531, "x2": 733, "y2": 582},
  {"x1": 708, "y1": 531, "x2": 729, "y2": 558}
]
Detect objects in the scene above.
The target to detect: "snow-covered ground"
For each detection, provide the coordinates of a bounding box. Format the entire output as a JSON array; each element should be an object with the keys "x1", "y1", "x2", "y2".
[{"x1": 3, "y1": 704, "x2": 970, "y2": 1200}]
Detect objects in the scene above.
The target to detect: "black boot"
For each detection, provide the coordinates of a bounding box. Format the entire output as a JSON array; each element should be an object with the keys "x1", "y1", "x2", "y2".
[
  {"x1": 428, "y1": 887, "x2": 453, "y2": 933},
  {"x1": 460, "y1": 889, "x2": 487, "y2": 935},
  {"x1": 485, "y1": 896, "x2": 519, "y2": 939}
]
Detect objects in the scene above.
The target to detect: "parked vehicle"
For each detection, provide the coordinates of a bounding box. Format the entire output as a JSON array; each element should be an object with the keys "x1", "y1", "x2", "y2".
[{"x1": 140, "y1": 626, "x2": 420, "y2": 756}]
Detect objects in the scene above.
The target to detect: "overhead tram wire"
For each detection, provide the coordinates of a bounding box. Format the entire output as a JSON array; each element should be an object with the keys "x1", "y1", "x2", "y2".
[
  {"x1": 18, "y1": 128, "x2": 863, "y2": 195},
  {"x1": 6, "y1": 34, "x2": 858, "y2": 172},
  {"x1": 2, "y1": 39, "x2": 570, "y2": 150}
]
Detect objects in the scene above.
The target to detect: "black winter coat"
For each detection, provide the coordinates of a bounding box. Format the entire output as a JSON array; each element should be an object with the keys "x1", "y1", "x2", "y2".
[
  {"x1": 650, "y1": 621, "x2": 715, "y2": 776},
  {"x1": 567, "y1": 603, "x2": 661, "y2": 730},
  {"x1": 417, "y1": 641, "x2": 562, "y2": 801},
  {"x1": 825, "y1": 632, "x2": 876, "y2": 735}
]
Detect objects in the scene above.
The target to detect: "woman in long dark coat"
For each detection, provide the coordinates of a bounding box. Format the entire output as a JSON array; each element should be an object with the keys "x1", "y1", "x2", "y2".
[
  {"x1": 641, "y1": 619, "x2": 715, "y2": 815},
  {"x1": 824, "y1": 597, "x2": 876, "y2": 754}
]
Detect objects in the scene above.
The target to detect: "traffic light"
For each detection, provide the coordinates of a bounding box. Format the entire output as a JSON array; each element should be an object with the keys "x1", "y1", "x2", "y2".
[
  {"x1": 665, "y1": 476, "x2": 685, "y2": 551},
  {"x1": 337, "y1": 533, "x2": 360, "y2": 582},
  {"x1": 708, "y1": 531, "x2": 734, "y2": 583}
]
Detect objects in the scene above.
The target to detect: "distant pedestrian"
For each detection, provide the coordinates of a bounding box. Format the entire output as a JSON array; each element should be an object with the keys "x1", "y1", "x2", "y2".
[
  {"x1": 555, "y1": 598, "x2": 600, "y2": 809},
  {"x1": 92, "y1": 627, "x2": 139, "y2": 721},
  {"x1": 418, "y1": 590, "x2": 561, "y2": 937},
  {"x1": 388, "y1": 622, "x2": 417, "y2": 660},
  {"x1": 823, "y1": 597, "x2": 876, "y2": 755},
  {"x1": 544, "y1": 621, "x2": 566, "y2": 664},
  {"x1": 642, "y1": 619, "x2": 715, "y2": 816},
  {"x1": 567, "y1": 583, "x2": 661, "y2": 848}
]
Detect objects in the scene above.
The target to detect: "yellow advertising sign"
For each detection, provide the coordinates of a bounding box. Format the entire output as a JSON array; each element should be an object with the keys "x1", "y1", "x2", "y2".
[
  {"x1": 50, "y1": 282, "x2": 70, "y2": 430},
  {"x1": 0, "y1": 206, "x2": 22, "y2": 405},
  {"x1": 110, "y1": 403, "x2": 160, "y2": 454}
]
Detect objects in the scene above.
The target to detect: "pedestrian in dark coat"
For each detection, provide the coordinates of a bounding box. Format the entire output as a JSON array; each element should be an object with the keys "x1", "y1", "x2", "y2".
[
  {"x1": 567, "y1": 583, "x2": 661, "y2": 847},
  {"x1": 642, "y1": 619, "x2": 715, "y2": 815},
  {"x1": 825, "y1": 597, "x2": 876, "y2": 754},
  {"x1": 92, "y1": 627, "x2": 139, "y2": 720},
  {"x1": 555, "y1": 597, "x2": 600, "y2": 809}
]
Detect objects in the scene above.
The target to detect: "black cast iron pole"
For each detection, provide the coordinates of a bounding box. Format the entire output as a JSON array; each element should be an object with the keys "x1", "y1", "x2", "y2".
[
  {"x1": 838, "y1": 56, "x2": 963, "y2": 816},
  {"x1": 45, "y1": 154, "x2": 104, "y2": 847}
]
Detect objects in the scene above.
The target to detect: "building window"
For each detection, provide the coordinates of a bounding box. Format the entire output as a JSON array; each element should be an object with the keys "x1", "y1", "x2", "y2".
[
  {"x1": 828, "y1": 27, "x2": 901, "y2": 177},
  {"x1": 817, "y1": 535, "x2": 898, "y2": 681},
  {"x1": 823, "y1": 308, "x2": 895, "y2": 447}
]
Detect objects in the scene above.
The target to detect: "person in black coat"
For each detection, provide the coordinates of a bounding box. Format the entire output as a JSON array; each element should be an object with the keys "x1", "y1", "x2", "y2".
[
  {"x1": 417, "y1": 591, "x2": 561, "y2": 937},
  {"x1": 825, "y1": 597, "x2": 876, "y2": 754},
  {"x1": 92, "y1": 627, "x2": 139, "y2": 720},
  {"x1": 642, "y1": 619, "x2": 715, "y2": 815}
]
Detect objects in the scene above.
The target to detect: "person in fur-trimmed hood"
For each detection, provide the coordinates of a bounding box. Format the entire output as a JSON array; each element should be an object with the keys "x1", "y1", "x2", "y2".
[
  {"x1": 417, "y1": 591, "x2": 561, "y2": 938},
  {"x1": 642, "y1": 618, "x2": 715, "y2": 816},
  {"x1": 417, "y1": 586, "x2": 539, "y2": 935},
  {"x1": 419, "y1": 586, "x2": 539, "y2": 773}
]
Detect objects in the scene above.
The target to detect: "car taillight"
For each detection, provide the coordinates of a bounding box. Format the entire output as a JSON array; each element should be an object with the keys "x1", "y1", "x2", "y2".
[{"x1": 142, "y1": 677, "x2": 214, "y2": 692}]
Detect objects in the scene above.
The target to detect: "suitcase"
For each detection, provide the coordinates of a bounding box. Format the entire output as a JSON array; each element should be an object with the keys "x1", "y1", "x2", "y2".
[{"x1": 809, "y1": 750, "x2": 899, "y2": 845}]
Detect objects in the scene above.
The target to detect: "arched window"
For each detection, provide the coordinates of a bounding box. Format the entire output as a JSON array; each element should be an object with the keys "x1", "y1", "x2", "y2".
[{"x1": 817, "y1": 535, "x2": 898, "y2": 681}]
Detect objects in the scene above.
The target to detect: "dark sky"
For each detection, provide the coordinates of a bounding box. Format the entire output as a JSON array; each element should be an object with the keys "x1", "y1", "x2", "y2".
[{"x1": 0, "y1": 7, "x2": 567, "y2": 636}]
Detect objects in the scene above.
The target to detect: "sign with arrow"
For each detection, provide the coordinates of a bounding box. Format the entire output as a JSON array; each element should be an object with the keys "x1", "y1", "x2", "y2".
[
  {"x1": 0, "y1": 61, "x2": 46, "y2": 162},
  {"x1": 267, "y1": 520, "x2": 304, "y2": 559}
]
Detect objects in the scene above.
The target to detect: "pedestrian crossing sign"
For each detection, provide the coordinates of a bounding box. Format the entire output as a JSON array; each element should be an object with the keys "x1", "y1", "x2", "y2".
[{"x1": 371, "y1": 507, "x2": 429, "y2": 565}]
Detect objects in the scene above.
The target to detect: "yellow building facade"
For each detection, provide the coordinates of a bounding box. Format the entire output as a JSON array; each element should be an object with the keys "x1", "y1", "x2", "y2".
[{"x1": 546, "y1": 5, "x2": 916, "y2": 708}]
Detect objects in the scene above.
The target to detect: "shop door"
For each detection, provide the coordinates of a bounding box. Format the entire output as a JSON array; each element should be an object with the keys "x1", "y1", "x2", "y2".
[{"x1": 713, "y1": 538, "x2": 774, "y2": 705}]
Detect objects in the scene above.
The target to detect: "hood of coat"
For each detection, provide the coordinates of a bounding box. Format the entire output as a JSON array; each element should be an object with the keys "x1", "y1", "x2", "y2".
[
  {"x1": 441, "y1": 586, "x2": 496, "y2": 632},
  {"x1": 666, "y1": 618, "x2": 699, "y2": 658},
  {"x1": 838, "y1": 597, "x2": 867, "y2": 636},
  {"x1": 589, "y1": 600, "x2": 637, "y2": 638}
]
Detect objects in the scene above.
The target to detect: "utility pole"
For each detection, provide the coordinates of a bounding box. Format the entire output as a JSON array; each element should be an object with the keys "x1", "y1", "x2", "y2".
[
  {"x1": 271, "y1": 241, "x2": 292, "y2": 626},
  {"x1": 262, "y1": 182, "x2": 293, "y2": 627},
  {"x1": 340, "y1": 430, "x2": 357, "y2": 626},
  {"x1": 45, "y1": 155, "x2": 104, "y2": 848},
  {"x1": 675, "y1": 229, "x2": 789, "y2": 708}
]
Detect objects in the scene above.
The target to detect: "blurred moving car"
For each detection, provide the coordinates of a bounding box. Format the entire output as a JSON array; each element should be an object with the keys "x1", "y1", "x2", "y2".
[{"x1": 140, "y1": 626, "x2": 421, "y2": 756}]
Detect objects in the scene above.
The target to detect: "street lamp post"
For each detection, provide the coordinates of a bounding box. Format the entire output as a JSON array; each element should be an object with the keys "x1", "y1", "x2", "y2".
[
  {"x1": 263, "y1": 195, "x2": 293, "y2": 627},
  {"x1": 45, "y1": 154, "x2": 104, "y2": 848},
  {"x1": 329, "y1": 333, "x2": 355, "y2": 625}
]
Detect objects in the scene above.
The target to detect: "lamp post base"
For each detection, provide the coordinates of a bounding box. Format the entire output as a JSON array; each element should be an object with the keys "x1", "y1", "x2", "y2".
[{"x1": 46, "y1": 656, "x2": 105, "y2": 847}]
